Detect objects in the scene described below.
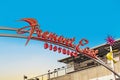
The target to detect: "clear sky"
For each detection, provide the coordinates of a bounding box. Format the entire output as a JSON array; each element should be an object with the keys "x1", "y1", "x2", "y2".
[{"x1": 0, "y1": 0, "x2": 120, "y2": 80}]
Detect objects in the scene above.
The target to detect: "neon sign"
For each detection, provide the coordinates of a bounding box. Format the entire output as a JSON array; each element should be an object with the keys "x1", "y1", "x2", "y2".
[{"x1": 17, "y1": 18, "x2": 98, "y2": 58}]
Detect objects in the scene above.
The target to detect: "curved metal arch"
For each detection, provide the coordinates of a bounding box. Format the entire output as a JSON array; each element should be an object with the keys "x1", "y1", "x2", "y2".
[{"x1": 0, "y1": 27, "x2": 120, "y2": 78}]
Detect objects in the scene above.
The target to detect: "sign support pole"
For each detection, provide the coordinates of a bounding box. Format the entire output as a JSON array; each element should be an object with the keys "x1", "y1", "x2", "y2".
[{"x1": 110, "y1": 46, "x2": 116, "y2": 80}]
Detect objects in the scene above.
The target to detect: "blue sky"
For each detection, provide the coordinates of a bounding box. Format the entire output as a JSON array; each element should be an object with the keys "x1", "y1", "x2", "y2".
[{"x1": 0, "y1": 0, "x2": 120, "y2": 80}]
